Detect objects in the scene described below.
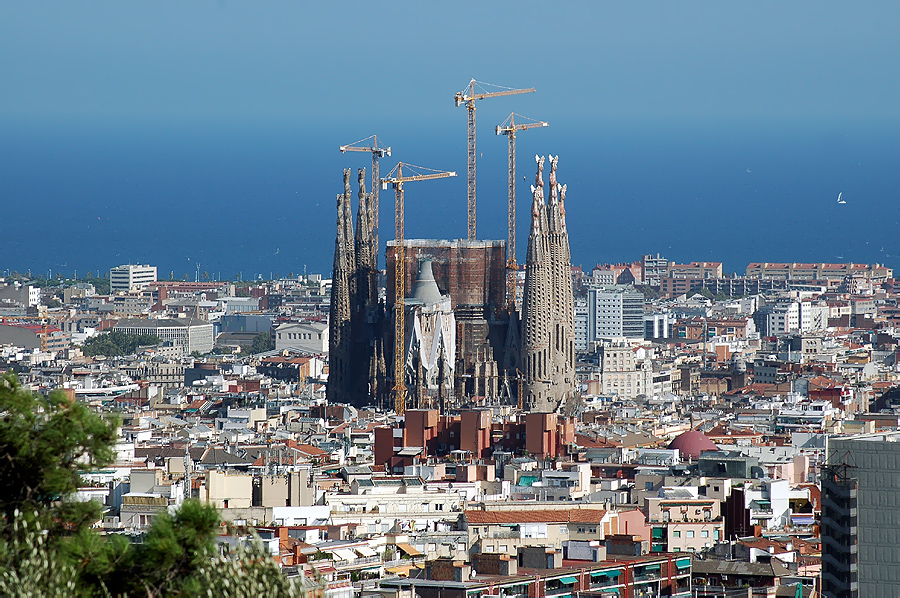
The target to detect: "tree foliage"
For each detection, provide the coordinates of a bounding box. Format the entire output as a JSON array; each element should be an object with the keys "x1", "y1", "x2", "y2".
[
  {"x1": 81, "y1": 330, "x2": 162, "y2": 356},
  {"x1": 0, "y1": 374, "x2": 306, "y2": 597},
  {"x1": 79, "y1": 275, "x2": 110, "y2": 295},
  {"x1": 248, "y1": 330, "x2": 274, "y2": 354},
  {"x1": 0, "y1": 373, "x2": 118, "y2": 533}
]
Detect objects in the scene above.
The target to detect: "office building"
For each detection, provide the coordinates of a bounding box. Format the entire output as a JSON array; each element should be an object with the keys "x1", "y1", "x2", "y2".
[
  {"x1": 113, "y1": 318, "x2": 214, "y2": 354},
  {"x1": 587, "y1": 285, "x2": 644, "y2": 343},
  {"x1": 110, "y1": 264, "x2": 157, "y2": 293}
]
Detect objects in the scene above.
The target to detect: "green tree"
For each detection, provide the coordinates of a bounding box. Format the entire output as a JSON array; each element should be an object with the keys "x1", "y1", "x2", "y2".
[
  {"x1": 0, "y1": 375, "x2": 306, "y2": 597},
  {"x1": 248, "y1": 331, "x2": 274, "y2": 354},
  {"x1": 0, "y1": 374, "x2": 117, "y2": 534},
  {"x1": 81, "y1": 330, "x2": 162, "y2": 357}
]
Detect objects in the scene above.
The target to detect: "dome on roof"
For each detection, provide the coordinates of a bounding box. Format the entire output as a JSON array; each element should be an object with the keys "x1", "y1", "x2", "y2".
[
  {"x1": 668, "y1": 430, "x2": 718, "y2": 460},
  {"x1": 409, "y1": 259, "x2": 443, "y2": 305}
]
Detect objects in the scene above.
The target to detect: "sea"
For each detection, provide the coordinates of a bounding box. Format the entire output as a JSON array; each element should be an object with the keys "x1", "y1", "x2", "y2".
[{"x1": 2, "y1": 114, "x2": 899, "y2": 281}]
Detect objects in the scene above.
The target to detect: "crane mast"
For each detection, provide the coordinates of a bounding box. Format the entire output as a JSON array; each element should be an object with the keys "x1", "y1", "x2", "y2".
[
  {"x1": 496, "y1": 113, "x2": 548, "y2": 309},
  {"x1": 455, "y1": 79, "x2": 535, "y2": 241},
  {"x1": 381, "y1": 163, "x2": 457, "y2": 416},
  {"x1": 340, "y1": 135, "x2": 391, "y2": 258}
]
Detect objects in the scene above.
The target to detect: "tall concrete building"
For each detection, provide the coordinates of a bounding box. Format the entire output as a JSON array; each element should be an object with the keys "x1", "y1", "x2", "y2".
[
  {"x1": 521, "y1": 155, "x2": 575, "y2": 413},
  {"x1": 586, "y1": 284, "x2": 645, "y2": 343},
  {"x1": 110, "y1": 264, "x2": 157, "y2": 293},
  {"x1": 822, "y1": 432, "x2": 900, "y2": 598}
]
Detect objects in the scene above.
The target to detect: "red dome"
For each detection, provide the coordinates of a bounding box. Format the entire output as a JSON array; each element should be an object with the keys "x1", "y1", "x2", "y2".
[{"x1": 667, "y1": 430, "x2": 718, "y2": 460}]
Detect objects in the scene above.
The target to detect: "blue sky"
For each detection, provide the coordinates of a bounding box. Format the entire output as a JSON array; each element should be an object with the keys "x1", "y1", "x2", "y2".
[
  {"x1": 4, "y1": 2, "x2": 898, "y2": 124},
  {"x1": 2, "y1": 2, "x2": 900, "y2": 277}
]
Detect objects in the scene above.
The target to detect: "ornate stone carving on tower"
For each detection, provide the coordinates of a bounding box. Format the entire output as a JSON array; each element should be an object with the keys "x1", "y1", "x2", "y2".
[
  {"x1": 403, "y1": 259, "x2": 456, "y2": 411},
  {"x1": 328, "y1": 168, "x2": 386, "y2": 407},
  {"x1": 328, "y1": 169, "x2": 355, "y2": 405},
  {"x1": 521, "y1": 155, "x2": 576, "y2": 412}
]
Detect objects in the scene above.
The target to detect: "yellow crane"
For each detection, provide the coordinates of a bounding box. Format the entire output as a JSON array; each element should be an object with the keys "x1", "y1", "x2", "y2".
[
  {"x1": 496, "y1": 113, "x2": 548, "y2": 309},
  {"x1": 339, "y1": 135, "x2": 391, "y2": 255},
  {"x1": 454, "y1": 79, "x2": 535, "y2": 240},
  {"x1": 381, "y1": 163, "x2": 457, "y2": 416}
]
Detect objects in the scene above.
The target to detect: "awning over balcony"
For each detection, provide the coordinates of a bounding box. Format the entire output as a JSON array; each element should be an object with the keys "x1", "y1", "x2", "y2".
[
  {"x1": 591, "y1": 570, "x2": 621, "y2": 578},
  {"x1": 332, "y1": 548, "x2": 357, "y2": 562},
  {"x1": 676, "y1": 558, "x2": 691, "y2": 569},
  {"x1": 395, "y1": 543, "x2": 422, "y2": 557},
  {"x1": 558, "y1": 576, "x2": 578, "y2": 585}
]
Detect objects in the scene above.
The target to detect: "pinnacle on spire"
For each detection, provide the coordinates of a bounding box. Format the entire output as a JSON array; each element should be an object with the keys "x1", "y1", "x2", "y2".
[{"x1": 530, "y1": 155, "x2": 546, "y2": 235}]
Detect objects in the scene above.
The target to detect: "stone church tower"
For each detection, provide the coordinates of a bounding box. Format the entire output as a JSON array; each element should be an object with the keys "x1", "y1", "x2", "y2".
[
  {"x1": 328, "y1": 168, "x2": 386, "y2": 406},
  {"x1": 521, "y1": 155, "x2": 576, "y2": 412}
]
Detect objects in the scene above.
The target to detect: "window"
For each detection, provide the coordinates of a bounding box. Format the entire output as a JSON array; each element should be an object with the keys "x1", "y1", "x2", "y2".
[
  {"x1": 435, "y1": 504, "x2": 444, "y2": 511},
  {"x1": 673, "y1": 531, "x2": 681, "y2": 538},
  {"x1": 578, "y1": 527, "x2": 585, "y2": 534},
  {"x1": 686, "y1": 531, "x2": 695, "y2": 538},
  {"x1": 701, "y1": 530, "x2": 709, "y2": 538}
]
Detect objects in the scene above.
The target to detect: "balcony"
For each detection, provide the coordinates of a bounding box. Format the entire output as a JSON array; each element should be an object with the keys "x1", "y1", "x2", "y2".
[{"x1": 489, "y1": 530, "x2": 522, "y2": 539}]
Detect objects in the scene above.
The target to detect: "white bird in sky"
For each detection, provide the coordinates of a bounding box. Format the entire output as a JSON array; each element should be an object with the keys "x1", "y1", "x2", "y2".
[{"x1": 837, "y1": 192, "x2": 846, "y2": 204}]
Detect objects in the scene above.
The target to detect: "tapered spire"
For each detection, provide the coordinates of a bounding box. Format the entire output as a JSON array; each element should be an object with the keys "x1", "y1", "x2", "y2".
[
  {"x1": 329, "y1": 167, "x2": 382, "y2": 407},
  {"x1": 521, "y1": 154, "x2": 575, "y2": 413}
]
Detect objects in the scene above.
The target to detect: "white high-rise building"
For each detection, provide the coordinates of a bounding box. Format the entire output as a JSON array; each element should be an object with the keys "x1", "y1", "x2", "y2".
[
  {"x1": 110, "y1": 264, "x2": 157, "y2": 293},
  {"x1": 587, "y1": 285, "x2": 644, "y2": 343},
  {"x1": 574, "y1": 297, "x2": 588, "y2": 351}
]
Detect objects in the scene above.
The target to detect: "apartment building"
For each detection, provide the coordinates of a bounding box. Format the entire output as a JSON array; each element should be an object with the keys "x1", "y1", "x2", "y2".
[
  {"x1": 601, "y1": 344, "x2": 652, "y2": 399},
  {"x1": 645, "y1": 489, "x2": 725, "y2": 554},
  {"x1": 822, "y1": 432, "x2": 900, "y2": 597},
  {"x1": 466, "y1": 508, "x2": 617, "y2": 557},
  {"x1": 746, "y1": 262, "x2": 893, "y2": 282}
]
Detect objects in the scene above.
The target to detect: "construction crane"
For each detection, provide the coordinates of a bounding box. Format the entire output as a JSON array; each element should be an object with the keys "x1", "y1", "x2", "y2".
[
  {"x1": 381, "y1": 163, "x2": 457, "y2": 416},
  {"x1": 340, "y1": 135, "x2": 391, "y2": 256},
  {"x1": 454, "y1": 79, "x2": 535, "y2": 240},
  {"x1": 496, "y1": 113, "x2": 548, "y2": 309}
]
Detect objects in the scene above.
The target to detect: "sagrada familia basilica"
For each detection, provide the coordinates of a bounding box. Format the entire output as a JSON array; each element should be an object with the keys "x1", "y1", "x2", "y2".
[{"x1": 327, "y1": 156, "x2": 575, "y2": 414}]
